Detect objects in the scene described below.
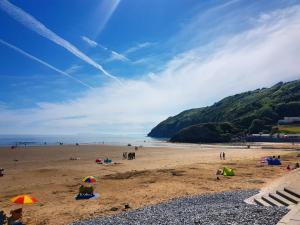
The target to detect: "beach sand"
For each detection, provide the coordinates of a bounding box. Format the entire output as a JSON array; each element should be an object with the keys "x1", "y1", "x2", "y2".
[{"x1": 0, "y1": 143, "x2": 299, "y2": 225}]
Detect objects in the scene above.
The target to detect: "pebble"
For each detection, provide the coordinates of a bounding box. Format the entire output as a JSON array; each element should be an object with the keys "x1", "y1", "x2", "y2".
[{"x1": 71, "y1": 190, "x2": 288, "y2": 225}]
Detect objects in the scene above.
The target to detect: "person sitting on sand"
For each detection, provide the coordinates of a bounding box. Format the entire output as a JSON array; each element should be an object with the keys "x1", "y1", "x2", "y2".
[
  {"x1": 287, "y1": 163, "x2": 300, "y2": 170},
  {"x1": 216, "y1": 168, "x2": 223, "y2": 180},
  {"x1": 8, "y1": 208, "x2": 23, "y2": 225},
  {"x1": 0, "y1": 168, "x2": 4, "y2": 177},
  {"x1": 0, "y1": 210, "x2": 7, "y2": 224},
  {"x1": 77, "y1": 185, "x2": 94, "y2": 198},
  {"x1": 216, "y1": 169, "x2": 223, "y2": 175}
]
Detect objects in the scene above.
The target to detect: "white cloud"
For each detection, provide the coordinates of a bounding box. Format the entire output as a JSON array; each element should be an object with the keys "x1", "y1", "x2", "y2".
[
  {"x1": 0, "y1": 0, "x2": 121, "y2": 83},
  {"x1": 1, "y1": 4, "x2": 300, "y2": 134},
  {"x1": 81, "y1": 36, "x2": 98, "y2": 47}
]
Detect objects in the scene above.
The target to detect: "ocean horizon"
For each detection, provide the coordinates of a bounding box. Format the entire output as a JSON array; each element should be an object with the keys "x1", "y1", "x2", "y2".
[{"x1": 0, "y1": 134, "x2": 168, "y2": 147}]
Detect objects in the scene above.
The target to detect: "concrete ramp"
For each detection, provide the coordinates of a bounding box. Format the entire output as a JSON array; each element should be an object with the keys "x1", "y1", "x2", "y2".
[{"x1": 277, "y1": 204, "x2": 300, "y2": 225}]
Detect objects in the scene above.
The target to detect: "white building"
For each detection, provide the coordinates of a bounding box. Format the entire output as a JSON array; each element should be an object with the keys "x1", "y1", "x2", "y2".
[{"x1": 278, "y1": 117, "x2": 300, "y2": 125}]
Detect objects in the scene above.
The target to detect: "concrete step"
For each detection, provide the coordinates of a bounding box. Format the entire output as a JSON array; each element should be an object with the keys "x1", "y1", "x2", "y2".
[
  {"x1": 261, "y1": 195, "x2": 284, "y2": 207},
  {"x1": 254, "y1": 198, "x2": 271, "y2": 207},
  {"x1": 269, "y1": 193, "x2": 295, "y2": 207},
  {"x1": 277, "y1": 190, "x2": 300, "y2": 204},
  {"x1": 284, "y1": 187, "x2": 300, "y2": 199}
]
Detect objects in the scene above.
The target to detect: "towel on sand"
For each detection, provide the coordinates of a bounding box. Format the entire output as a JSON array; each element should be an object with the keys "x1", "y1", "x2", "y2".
[{"x1": 75, "y1": 193, "x2": 99, "y2": 200}]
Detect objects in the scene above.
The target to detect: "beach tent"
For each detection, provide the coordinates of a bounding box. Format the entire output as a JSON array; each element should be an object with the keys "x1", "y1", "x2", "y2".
[
  {"x1": 223, "y1": 167, "x2": 235, "y2": 176},
  {"x1": 267, "y1": 157, "x2": 281, "y2": 166}
]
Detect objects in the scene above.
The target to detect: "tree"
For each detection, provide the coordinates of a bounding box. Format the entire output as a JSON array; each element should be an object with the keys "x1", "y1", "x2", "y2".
[{"x1": 249, "y1": 119, "x2": 265, "y2": 134}]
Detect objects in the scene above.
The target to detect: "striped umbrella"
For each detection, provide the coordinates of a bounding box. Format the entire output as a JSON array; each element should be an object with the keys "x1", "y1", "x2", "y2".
[
  {"x1": 11, "y1": 195, "x2": 37, "y2": 204},
  {"x1": 82, "y1": 176, "x2": 97, "y2": 183}
]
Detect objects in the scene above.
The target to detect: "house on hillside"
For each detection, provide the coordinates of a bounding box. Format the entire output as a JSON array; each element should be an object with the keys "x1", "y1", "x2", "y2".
[{"x1": 278, "y1": 117, "x2": 300, "y2": 125}]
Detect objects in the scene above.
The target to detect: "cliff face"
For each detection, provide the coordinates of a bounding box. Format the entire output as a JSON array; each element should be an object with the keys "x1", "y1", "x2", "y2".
[{"x1": 148, "y1": 79, "x2": 300, "y2": 143}]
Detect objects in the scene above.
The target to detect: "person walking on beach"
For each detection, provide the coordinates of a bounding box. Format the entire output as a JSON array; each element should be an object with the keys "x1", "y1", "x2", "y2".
[
  {"x1": 223, "y1": 152, "x2": 226, "y2": 160},
  {"x1": 220, "y1": 152, "x2": 222, "y2": 160}
]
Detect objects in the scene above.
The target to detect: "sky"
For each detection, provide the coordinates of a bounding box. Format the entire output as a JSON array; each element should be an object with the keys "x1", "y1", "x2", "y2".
[{"x1": 0, "y1": 0, "x2": 300, "y2": 135}]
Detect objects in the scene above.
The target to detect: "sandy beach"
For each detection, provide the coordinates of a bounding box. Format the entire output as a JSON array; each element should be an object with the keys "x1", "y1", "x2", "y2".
[{"x1": 0, "y1": 143, "x2": 299, "y2": 225}]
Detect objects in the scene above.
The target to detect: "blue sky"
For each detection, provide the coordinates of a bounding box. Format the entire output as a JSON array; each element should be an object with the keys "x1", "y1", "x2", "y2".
[{"x1": 0, "y1": 0, "x2": 300, "y2": 135}]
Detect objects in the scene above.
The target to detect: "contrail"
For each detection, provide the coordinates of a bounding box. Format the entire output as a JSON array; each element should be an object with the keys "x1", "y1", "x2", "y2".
[
  {"x1": 81, "y1": 36, "x2": 129, "y2": 62},
  {"x1": 0, "y1": 39, "x2": 93, "y2": 89},
  {"x1": 0, "y1": 0, "x2": 121, "y2": 84}
]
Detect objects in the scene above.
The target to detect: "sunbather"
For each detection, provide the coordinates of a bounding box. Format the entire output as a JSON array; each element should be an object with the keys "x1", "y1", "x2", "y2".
[
  {"x1": 104, "y1": 158, "x2": 112, "y2": 163},
  {"x1": 0, "y1": 210, "x2": 7, "y2": 225},
  {"x1": 78, "y1": 185, "x2": 94, "y2": 196},
  {"x1": 7, "y1": 208, "x2": 23, "y2": 225},
  {"x1": 216, "y1": 169, "x2": 223, "y2": 175},
  {"x1": 287, "y1": 163, "x2": 300, "y2": 170},
  {"x1": 69, "y1": 157, "x2": 80, "y2": 160}
]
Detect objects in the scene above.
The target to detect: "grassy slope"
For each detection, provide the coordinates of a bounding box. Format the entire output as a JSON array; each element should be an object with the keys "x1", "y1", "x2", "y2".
[
  {"x1": 148, "y1": 79, "x2": 300, "y2": 138},
  {"x1": 278, "y1": 125, "x2": 300, "y2": 134}
]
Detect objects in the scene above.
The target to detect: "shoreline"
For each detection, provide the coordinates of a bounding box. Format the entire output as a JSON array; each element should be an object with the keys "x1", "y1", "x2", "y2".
[{"x1": 0, "y1": 141, "x2": 299, "y2": 151}]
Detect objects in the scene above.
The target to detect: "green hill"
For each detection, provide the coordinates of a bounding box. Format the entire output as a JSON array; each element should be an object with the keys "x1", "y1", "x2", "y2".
[{"x1": 148, "y1": 79, "x2": 300, "y2": 143}]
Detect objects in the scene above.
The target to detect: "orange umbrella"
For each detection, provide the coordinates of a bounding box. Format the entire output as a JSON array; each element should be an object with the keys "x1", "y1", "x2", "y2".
[{"x1": 11, "y1": 195, "x2": 37, "y2": 204}]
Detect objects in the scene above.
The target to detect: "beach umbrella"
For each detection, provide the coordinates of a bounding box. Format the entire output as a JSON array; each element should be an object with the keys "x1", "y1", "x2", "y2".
[
  {"x1": 11, "y1": 195, "x2": 37, "y2": 204},
  {"x1": 82, "y1": 176, "x2": 97, "y2": 183}
]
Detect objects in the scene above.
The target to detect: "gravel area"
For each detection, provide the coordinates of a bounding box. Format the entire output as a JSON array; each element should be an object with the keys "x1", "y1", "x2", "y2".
[{"x1": 71, "y1": 190, "x2": 289, "y2": 225}]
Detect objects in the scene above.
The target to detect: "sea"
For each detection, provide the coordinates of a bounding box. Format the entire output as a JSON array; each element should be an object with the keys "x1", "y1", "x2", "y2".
[{"x1": 0, "y1": 134, "x2": 169, "y2": 147}]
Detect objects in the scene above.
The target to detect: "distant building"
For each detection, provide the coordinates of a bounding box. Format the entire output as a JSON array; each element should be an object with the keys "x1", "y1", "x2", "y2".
[
  {"x1": 278, "y1": 117, "x2": 300, "y2": 125},
  {"x1": 246, "y1": 133, "x2": 300, "y2": 142}
]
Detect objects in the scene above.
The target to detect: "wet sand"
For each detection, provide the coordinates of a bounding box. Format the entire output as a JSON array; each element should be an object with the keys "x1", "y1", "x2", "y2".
[{"x1": 0, "y1": 143, "x2": 299, "y2": 225}]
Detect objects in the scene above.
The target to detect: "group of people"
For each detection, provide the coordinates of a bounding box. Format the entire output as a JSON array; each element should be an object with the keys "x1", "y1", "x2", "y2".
[
  {"x1": 123, "y1": 152, "x2": 136, "y2": 160},
  {"x1": 219, "y1": 152, "x2": 226, "y2": 160}
]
